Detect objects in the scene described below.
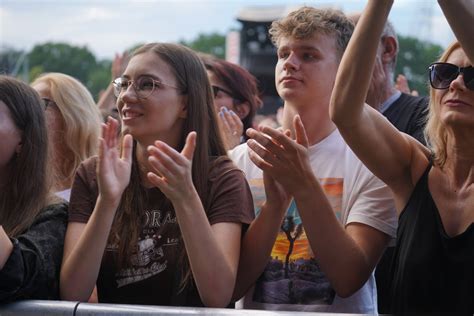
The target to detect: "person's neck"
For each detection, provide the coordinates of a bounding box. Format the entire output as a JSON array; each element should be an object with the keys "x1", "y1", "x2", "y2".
[
  {"x1": 54, "y1": 176, "x2": 72, "y2": 192},
  {"x1": 52, "y1": 147, "x2": 74, "y2": 191},
  {"x1": 135, "y1": 143, "x2": 155, "y2": 188},
  {"x1": 283, "y1": 102, "x2": 336, "y2": 146},
  {"x1": 443, "y1": 127, "x2": 474, "y2": 188}
]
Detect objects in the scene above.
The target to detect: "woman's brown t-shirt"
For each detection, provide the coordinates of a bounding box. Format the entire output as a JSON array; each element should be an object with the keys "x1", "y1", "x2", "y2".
[{"x1": 68, "y1": 156, "x2": 254, "y2": 306}]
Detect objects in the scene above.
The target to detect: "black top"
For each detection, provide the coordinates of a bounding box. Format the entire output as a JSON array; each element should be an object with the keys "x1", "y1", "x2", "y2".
[
  {"x1": 383, "y1": 93, "x2": 428, "y2": 145},
  {"x1": 389, "y1": 164, "x2": 474, "y2": 314},
  {"x1": 0, "y1": 203, "x2": 68, "y2": 303},
  {"x1": 376, "y1": 93, "x2": 429, "y2": 313}
]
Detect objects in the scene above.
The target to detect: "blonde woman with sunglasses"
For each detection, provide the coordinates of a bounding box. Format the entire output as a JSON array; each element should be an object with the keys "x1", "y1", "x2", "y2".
[{"x1": 330, "y1": 0, "x2": 474, "y2": 313}]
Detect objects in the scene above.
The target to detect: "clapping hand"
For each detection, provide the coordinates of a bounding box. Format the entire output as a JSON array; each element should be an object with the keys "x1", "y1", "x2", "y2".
[
  {"x1": 218, "y1": 106, "x2": 244, "y2": 150},
  {"x1": 97, "y1": 117, "x2": 133, "y2": 204},
  {"x1": 147, "y1": 132, "x2": 197, "y2": 202},
  {"x1": 247, "y1": 115, "x2": 312, "y2": 197}
]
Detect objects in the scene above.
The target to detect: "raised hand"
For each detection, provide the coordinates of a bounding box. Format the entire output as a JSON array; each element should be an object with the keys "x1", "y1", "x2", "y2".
[
  {"x1": 247, "y1": 115, "x2": 312, "y2": 197},
  {"x1": 112, "y1": 51, "x2": 130, "y2": 80},
  {"x1": 218, "y1": 106, "x2": 244, "y2": 150},
  {"x1": 260, "y1": 129, "x2": 293, "y2": 211},
  {"x1": 97, "y1": 117, "x2": 133, "y2": 203},
  {"x1": 147, "y1": 132, "x2": 197, "y2": 202},
  {"x1": 395, "y1": 74, "x2": 419, "y2": 96}
]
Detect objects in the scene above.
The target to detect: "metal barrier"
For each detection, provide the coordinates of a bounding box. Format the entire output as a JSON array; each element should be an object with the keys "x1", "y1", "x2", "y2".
[
  {"x1": 0, "y1": 300, "x2": 365, "y2": 315},
  {"x1": 0, "y1": 300, "x2": 78, "y2": 316}
]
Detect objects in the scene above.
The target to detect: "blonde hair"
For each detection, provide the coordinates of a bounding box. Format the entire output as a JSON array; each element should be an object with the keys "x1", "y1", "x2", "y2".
[
  {"x1": 269, "y1": 6, "x2": 354, "y2": 59},
  {"x1": 32, "y1": 73, "x2": 101, "y2": 186},
  {"x1": 424, "y1": 41, "x2": 462, "y2": 168}
]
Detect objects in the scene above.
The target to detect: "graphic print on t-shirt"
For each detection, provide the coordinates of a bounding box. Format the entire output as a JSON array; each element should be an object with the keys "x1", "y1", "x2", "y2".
[
  {"x1": 105, "y1": 209, "x2": 179, "y2": 288},
  {"x1": 250, "y1": 177, "x2": 343, "y2": 305}
]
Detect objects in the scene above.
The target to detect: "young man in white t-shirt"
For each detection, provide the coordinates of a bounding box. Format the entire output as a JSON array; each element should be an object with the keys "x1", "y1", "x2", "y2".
[{"x1": 230, "y1": 7, "x2": 397, "y2": 313}]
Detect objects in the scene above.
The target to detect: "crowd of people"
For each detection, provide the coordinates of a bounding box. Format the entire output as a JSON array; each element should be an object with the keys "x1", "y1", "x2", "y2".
[{"x1": 0, "y1": 0, "x2": 472, "y2": 314}]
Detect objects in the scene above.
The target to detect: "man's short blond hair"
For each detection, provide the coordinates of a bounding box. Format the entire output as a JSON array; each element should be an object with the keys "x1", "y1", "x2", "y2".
[{"x1": 269, "y1": 6, "x2": 354, "y2": 59}]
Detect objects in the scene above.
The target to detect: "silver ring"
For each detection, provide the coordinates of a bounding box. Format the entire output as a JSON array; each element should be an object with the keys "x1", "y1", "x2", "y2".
[{"x1": 232, "y1": 131, "x2": 238, "y2": 136}]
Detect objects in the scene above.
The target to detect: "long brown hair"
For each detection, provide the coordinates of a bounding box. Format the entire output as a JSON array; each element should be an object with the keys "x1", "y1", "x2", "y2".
[
  {"x1": 109, "y1": 43, "x2": 227, "y2": 289},
  {"x1": 0, "y1": 76, "x2": 53, "y2": 237}
]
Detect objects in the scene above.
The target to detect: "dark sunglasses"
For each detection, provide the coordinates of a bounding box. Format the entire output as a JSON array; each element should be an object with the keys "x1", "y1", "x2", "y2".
[{"x1": 428, "y1": 62, "x2": 474, "y2": 91}]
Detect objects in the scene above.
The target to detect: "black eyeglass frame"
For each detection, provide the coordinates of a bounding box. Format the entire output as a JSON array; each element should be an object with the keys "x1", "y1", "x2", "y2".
[
  {"x1": 428, "y1": 62, "x2": 474, "y2": 91},
  {"x1": 211, "y1": 85, "x2": 245, "y2": 105}
]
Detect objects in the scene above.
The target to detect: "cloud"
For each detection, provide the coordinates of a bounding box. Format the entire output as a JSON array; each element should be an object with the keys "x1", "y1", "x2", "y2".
[{"x1": 1, "y1": 0, "x2": 455, "y2": 60}]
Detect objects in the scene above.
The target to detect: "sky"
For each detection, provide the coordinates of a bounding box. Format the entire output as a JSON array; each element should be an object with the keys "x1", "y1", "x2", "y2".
[{"x1": 0, "y1": 0, "x2": 455, "y2": 60}]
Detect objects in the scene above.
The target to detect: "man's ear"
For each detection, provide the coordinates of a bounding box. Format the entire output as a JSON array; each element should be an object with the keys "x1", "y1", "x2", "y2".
[
  {"x1": 179, "y1": 95, "x2": 188, "y2": 119},
  {"x1": 233, "y1": 101, "x2": 250, "y2": 120},
  {"x1": 381, "y1": 36, "x2": 397, "y2": 65}
]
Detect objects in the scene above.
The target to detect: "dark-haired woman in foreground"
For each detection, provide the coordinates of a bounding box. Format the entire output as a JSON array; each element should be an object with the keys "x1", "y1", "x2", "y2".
[{"x1": 0, "y1": 76, "x2": 67, "y2": 302}]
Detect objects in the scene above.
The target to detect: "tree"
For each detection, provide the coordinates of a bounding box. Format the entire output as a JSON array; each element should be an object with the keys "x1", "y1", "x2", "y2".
[
  {"x1": 87, "y1": 60, "x2": 112, "y2": 100},
  {"x1": 27, "y1": 42, "x2": 113, "y2": 100},
  {"x1": 28, "y1": 42, "x2": 97, "y2": 83},
  {"x1": 0, "y1": 46, "x2": 25, "y2": 76},
  {"x1": 396, "y1": 36, "x2": 444, "y2": 96},
  {"x1": 180, "y1": 32, "x2": 226, "y2": 59},
  {"x1": 282, "y1": 216, "x2": 303, "y2": 279}
]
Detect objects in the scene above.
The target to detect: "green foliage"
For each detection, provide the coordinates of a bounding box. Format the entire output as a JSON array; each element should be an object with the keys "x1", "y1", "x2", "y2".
[
  {"x1": 28, "y1": 42, "x2": 97, "y2": 82},
  {"x1": 396, "y1": 35, "x2": 444, "y2": 95},
  {"x1": 87, "y1": 60, "x2": 112, "y2": 99},
  {"x1": 2, "y1": 34, "x2": 443, "y2": 101},
  {"x1": 180, "y1": 32, "x2": 226, "y2": 59},
  {"x1": 26, "y1": 42, "x2": 113, "y2": 100}
]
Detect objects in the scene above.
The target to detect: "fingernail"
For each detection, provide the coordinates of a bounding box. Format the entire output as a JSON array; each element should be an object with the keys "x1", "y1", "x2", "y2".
[
  {"x1": 222, "y1": 106, "x2": 228, "y2": 112},
  {"x1": 230, "y1": 110, "x2": 236, "y2": 115}
]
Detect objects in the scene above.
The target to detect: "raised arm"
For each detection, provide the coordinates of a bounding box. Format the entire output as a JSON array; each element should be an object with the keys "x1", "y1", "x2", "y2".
[
  {"x1": 232, "y1": 163, "x2": 291, "y2": 300},
  {"x1": 60, "y1": 118, "x2": 133, "y2": 301},
  {"x1": 438, "y1": 0, "x2": 474, "y2": 63},
  {"x1": 329, "y1": 0, "x2": 428, "y2": 207},
  {"x1": 97, "y1": 52, "x2": 130, "y2": 111},
  {"x1": 147, "y1": 133, "x2": 244, "y2": 307}
]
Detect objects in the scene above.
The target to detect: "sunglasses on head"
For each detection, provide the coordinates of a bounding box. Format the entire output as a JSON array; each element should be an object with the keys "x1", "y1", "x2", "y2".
[{"x1": 428, "y1": 62, "x2": 474, "y2": 91}]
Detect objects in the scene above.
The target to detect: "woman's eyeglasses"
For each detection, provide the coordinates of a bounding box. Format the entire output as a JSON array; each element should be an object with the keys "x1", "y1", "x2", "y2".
[
  {"x1": 429, "y1": 62, "x2": 474, "y2": 91},
  {"x1": 211, "y1": 85, "x2": 236, "y2": 99},
  {"x1": 112, "y1": 76, "x2": 179, "y2": 99}
]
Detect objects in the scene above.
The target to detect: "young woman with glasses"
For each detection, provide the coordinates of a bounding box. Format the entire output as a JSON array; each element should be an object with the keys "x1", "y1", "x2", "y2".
[
  {"x1": 201, "y1": 56, "x2": 262, "y2": 150},
  {"x1": 330, "y1": 0, "x2": 473, "y2": 314},
  {"x1": 0, "y1": 76, "x2": 68, "y2": 302},
  {"x1": 60, "y1": 43, "x2": 254, "y2": 307},
  {"x1": 31, "y1": 73, "x2": 102, "y2": 202}
]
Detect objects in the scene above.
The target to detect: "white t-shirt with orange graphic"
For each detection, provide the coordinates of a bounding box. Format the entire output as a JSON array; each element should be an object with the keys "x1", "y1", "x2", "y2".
[{"x1": 229, "y1": 128, "x2": 397, "y2": 313}]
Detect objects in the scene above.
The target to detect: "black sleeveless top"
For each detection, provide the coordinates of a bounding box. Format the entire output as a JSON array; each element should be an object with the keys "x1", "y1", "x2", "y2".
[{"x1": 389, "y1": 163, "x2": 474, "y2": 314}]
